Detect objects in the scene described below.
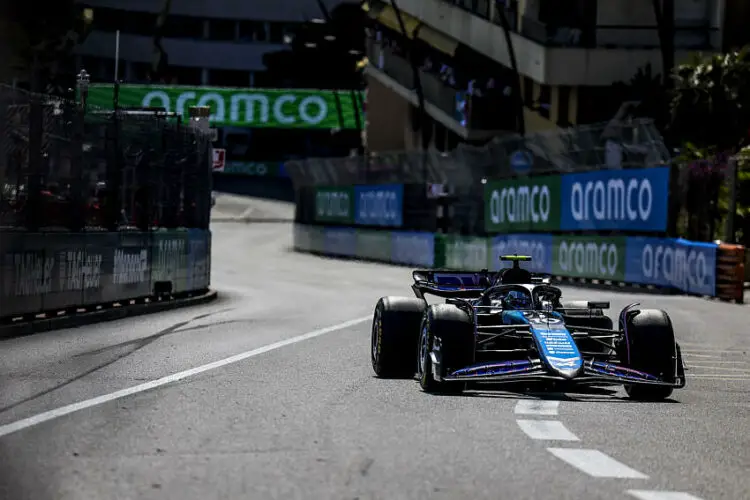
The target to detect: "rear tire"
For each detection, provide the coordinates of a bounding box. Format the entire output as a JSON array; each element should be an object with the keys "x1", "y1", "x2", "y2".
[
  {"x1": 371, "y1": 297, "x2": 426, "y2": 378},
  {"x1": 417, "y1": 304, "x2": 474, "y2": 394},
  {"x1": 619, "y1": 309, "x2": 677, "y2": 401}
]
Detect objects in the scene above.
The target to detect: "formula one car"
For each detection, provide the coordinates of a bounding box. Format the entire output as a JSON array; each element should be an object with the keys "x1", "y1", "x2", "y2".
[{"x1": 370, "y1": 255, "x2": 686, "y2": 400}]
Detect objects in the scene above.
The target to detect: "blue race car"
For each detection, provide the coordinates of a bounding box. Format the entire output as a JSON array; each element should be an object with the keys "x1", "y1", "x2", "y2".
[{"x1": 371, "y1": 255, "x2": 686, "y2": 400}]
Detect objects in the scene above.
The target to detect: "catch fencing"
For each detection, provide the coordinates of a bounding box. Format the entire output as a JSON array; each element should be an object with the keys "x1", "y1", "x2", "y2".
[
  {"x1": 0, "y1": 86, "x2": 214, "y2": 322},
  {"x1": 0, "y1": 84, "x2": 213, "y2": 232},
  {"x1": 289, "y1": 118, "x2": 746, "y2": 301}
]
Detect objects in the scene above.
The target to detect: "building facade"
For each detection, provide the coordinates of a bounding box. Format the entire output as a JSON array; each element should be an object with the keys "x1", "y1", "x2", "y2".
[
  {"x1": 73, "y1": 0, "x2": 355, "y2": 87},
  {"x1": 364, "y1": 0, "x2": 741, "y2": 153}
]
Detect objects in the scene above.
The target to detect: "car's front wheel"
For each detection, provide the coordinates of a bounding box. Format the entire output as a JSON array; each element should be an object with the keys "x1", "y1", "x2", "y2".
[{"x1": 417, "y1": 304, "x2": 473, "y2": 394}]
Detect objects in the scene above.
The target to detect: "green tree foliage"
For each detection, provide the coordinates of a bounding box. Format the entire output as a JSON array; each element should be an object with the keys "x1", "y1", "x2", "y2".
[
  {"x1": 669, "y1": 47, "x2": 750, "y2": 154},
  {"x1": 667, "y1": 47, "x2": 750, "y2": 242}
]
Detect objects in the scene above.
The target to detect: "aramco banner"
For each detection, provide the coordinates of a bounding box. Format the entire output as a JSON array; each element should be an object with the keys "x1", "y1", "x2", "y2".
[{"x1": 85, "y1": 84, "x2": 364, "y2": 130}]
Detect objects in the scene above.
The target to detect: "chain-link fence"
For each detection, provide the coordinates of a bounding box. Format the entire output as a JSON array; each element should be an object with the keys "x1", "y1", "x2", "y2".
[
  {"x1": 0, "y1": 84, "x2": 213, "y2": 231},
  {"x1": 285, "y1": 117, "x2": 671, "y2": 190}
]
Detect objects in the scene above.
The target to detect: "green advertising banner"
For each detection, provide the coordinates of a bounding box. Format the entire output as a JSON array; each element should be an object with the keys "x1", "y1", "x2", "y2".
[
  {"x1": 314, "y1": 187, "x2": 354, "y2": 224},
  {"x1": 86, "y1": 84, "x2": 363, "y2": 129},
  {"x1": 552, "y1": 235, "x2": 626, "y2": 281},
  {"x1": 484, "y1": 175, "x2": 562, "y2": 232},
  {"x1": 223, "y1": 161, "x2": 282, "y2": 177},
  {"x1": 356, "y1": 230, "x2": 392, "y2": 262},
  {"x1": 440, "y1": 234, "x2": 489, "y2": 270}
]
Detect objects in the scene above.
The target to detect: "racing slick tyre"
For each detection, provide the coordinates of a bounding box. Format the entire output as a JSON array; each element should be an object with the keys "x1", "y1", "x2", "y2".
[
  {"x1": 619, "y1": 309, "x2": 678, "y2": 401},
  {"x1": 417, "y1": 304, "x2": 474, "y2": 395},
  {"x1": 371, "y1": 296, "x2": 427, "y2": 379}
]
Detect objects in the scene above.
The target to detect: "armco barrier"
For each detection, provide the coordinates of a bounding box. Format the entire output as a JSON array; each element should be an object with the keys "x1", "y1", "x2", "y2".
[
  {"x1": 293, "y1": 224, "x2": 732, "y2": 298},
  {"x1": 715, "y1": 243, "x2": 745, "y2": 303},
  {"x1": 0, "y1": 230, "x2": 211, "y2": 320}
]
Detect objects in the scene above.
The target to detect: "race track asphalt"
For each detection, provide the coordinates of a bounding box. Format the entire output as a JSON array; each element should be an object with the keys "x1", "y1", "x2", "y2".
[{"x1": 0, "y1": 196, "x2": 748, "y2": 500}]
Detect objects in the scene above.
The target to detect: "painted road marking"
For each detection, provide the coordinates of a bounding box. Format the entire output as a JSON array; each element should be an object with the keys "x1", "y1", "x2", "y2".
[
  {"x1": 627, "y1": 490, "x2": 704, "y2": 500},
  {"x1": 514, "y1": 400, "x2": 559, "y2": 416},
  {"x1": 0, "y1": 315, "x2": 371, "y2": 439},
  {"x1": 516, "y1": 420, "x2": 579, "y2": 441},
  {"x1": 547, "y1": 448, "x2": 648, "y2": 479}
]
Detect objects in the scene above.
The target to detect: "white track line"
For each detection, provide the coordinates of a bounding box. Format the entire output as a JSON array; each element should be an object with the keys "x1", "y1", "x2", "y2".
[
  {"x1": 627, "y1": 490, "x2": 705, "y2": 500},
  {"x1": 517, "y1": 420, "x2": 579, "y2": 441},
  {"x1": 0, "y1": 316, "x2": 371, "y2": 439},
  {"x1": 514, "y1": 399, "x2": 560, "y2": 416},
  {"x1": 547, "y1": 448, "x2": 648, "y2": 479}
]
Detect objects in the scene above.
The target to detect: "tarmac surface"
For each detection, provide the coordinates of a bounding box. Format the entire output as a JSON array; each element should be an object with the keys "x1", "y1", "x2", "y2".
[{"x1": 0, "y1": 194, "x2": 748, "y2": 500}]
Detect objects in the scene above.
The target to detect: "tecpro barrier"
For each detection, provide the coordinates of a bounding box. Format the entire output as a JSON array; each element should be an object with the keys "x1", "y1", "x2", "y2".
[
  {"x1": 0, "y1": 230, "x2": 211, "y2": 320},
  {"x1": 293, "y1": 224, "x2": 728, "y2": 297}
]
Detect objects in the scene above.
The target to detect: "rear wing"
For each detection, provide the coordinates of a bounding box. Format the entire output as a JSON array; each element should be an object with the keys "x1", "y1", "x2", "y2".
[{"x1": 411, "y1": 270, "x2": 489, "y2": 299}]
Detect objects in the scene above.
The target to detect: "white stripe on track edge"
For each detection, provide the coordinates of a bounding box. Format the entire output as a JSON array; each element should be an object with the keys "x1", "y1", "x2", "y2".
[
  {"x1": 627, "y1": 490, "x2": 705, "y2": 500},
  {"x1": 547, "y1": 448, "x2": 649, "y2": 479},
  {"x1": 514, "y1": 399, "x2": 559, "y2": 416},
  {"x1": 516, "y1": 420, "x2": 579, "y2": 441},
  {"x1": 0, "y1": 315, "x2": 371, "y2": 439}
]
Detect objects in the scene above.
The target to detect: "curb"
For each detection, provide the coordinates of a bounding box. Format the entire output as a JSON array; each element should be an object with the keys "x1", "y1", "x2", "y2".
[{"x1": 0, "y1": 289, "x2": 219, "y2": 340}]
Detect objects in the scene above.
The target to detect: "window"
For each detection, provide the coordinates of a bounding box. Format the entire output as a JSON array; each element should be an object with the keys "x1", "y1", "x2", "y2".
[
  {"x1": 209, "y1": 19, "x2": 236, "y2": 41},
  {"x1": 208, "y1": 69, "x2": 250, "y2": 88},
  {"x1": 239, "y1": 21, "x2": 267, "y2": 42},
  {"x1": 557, "y1": 86, "x2": 571, "y2": 126},
  {"x1": 164, "y1": 15, "x2": 204, "y2": 39},
  {"x1": 538, "y1": 84, "x2": 551, "y2": 119},
  {"x1": 165, "y1": 66, "x2": 202, "y2": 86},
  {"x1": 268, "y1": 22, "x2": 286, "y2": 43},
  {"x1": 523, "y1": 76, "x2": 534, "y2": 106}
]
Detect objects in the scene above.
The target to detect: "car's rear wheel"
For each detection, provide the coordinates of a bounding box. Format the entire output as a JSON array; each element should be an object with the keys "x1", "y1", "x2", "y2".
[
  {"x1": 618, "y1": 309, "x2": 677, "y2": 401},
  {"x1": 371, "y1": 296, "x2": 426, "y2": 378},
  {"x1": 417, "y1": 304, "x2": 474, "y2": 394}
]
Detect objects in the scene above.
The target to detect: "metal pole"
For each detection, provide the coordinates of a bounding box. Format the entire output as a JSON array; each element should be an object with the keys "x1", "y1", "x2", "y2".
[
  {"x1": 495, "y1": 0, "x2": 525, "y2": 137},
  {"x1": 114, "y1": 30, "x2": 121, "y2": 82}
]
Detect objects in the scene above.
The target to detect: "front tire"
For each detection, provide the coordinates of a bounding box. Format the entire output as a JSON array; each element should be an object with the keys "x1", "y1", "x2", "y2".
[
  {"x1": 619, "y1": 309, "x2": 678, "y2": 401},
  {"x1": 417, "y1": 304, "x2": 474, "y2": 394},
  {"x1": 371, "y1": 296, "x2": 426, "y2": 378}
]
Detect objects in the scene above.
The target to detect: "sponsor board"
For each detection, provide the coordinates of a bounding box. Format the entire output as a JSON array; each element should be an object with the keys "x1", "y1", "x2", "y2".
[
  {"x1": 84, "y1": 84, "x2": 364, "y2": 129},
  {"x1": 484, "y1": 176, "x2": 561, "y2": 232},
  {"x1": 354, "y1": 184, "x2": 403, "y2": 227},
  {"x1": 221, "y1": 161, "x2": 283, "y2": 177},
  {"x1": 355, "y1": 230, "x2": 392, "y2": 262},
  {"x1": 560, "y1": 166, "x2": 670, "y2": 231},
  {"x1": 625, "y1": 237, "x2": 717, "y2": 296},
  {"x1": 324, "y1": 228, "x2": 357, "y2": 257},
  {"x1": 391, "y1": 231, "x2": 435, "y2": 267},
  {"x1": 552, "y1": 236, "x2": 626, "y2": 280},
  {"x1": 442, "y1": 234, "x2": 489, "y2": 271},
  {"x1": 489, "y1": 234, "x2": 553, "y2": 274},
  {"x1": 314, "y1": 187, "x2": 354, "y2": 224}
]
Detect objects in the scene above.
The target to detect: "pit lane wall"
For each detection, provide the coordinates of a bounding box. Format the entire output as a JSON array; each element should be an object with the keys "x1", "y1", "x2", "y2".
[
  {"x1": 0, "y1": 230, "x2": 211, "y2": 320},
  {"x1": 293, "y1": 224, "x2": 731, "y2": 299}
]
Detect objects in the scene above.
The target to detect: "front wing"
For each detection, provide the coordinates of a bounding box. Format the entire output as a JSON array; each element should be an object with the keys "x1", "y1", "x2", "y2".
[{"x1": 434, "y1": 357, "x2": 686, "y2": 388}]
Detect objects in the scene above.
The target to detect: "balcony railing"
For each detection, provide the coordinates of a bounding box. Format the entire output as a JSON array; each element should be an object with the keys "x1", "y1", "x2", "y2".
[
  {"x1": 520, "y1": 15, "x2": 715, "y2": 50},
  {"x1": 366, "y1": 38, "x2": 514, "y2": 131}
]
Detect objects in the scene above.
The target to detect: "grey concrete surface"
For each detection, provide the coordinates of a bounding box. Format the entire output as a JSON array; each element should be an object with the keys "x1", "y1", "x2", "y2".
[{"x1": 0, "y1": 195, "x2": 748, "y2": 500}]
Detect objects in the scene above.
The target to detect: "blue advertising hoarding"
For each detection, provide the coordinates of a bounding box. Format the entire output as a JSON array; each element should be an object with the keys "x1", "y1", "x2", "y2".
[
  {"x1": 625, "y1": 237, "x2": 717, "y2": 296},
  {"x1": 354, "y1": 184, "x2": 404, "y2": 227},
  {"x1": 391, "y1": 231, "x2": 435, "y2": 267},
  {"x1": 489, "y1": 234, "x2": 553, "y2": 274},
  {"x1": 560, "y1": 166, "x2": 670, "y2": 232}
]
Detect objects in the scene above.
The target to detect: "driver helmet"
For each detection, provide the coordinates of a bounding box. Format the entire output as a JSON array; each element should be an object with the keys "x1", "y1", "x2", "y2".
[{"x1": 505, "y1": 290, "x2": 531, "y2": 310}]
